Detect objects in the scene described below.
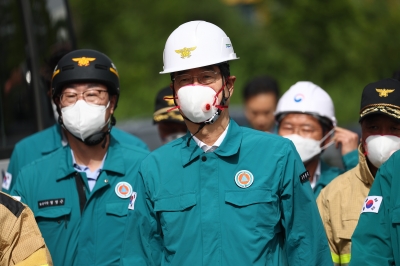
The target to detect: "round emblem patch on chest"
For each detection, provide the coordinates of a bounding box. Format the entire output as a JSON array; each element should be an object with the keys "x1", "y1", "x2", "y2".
[
  {"x1": 235, "y1": 170, "x2": 254, "y2": 189},
  {"x1": 115, "y1": 182, "x2": 133, "y2": 198}
]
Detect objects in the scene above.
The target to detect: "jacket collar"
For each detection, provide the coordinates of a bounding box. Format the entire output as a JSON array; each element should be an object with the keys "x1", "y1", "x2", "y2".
[
  {"x1": 56, "y1": 135, "x2": 125, "y2": 180},
  {"x1": 355, "y1": 144, "x2": 374, "y2": 186},
  {"x1": 180, "y1": 119, "x2": 242, "y2": 166}
]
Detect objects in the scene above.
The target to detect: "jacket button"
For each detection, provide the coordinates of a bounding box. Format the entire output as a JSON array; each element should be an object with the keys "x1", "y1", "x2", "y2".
[{"x1": 201, "y1": 156, "x2": 207, "y2": 162}]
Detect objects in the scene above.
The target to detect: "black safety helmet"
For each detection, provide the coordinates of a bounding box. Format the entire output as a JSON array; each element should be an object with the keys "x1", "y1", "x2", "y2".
[
  {"x1": 51, "y1": 49, "x2": 120, "y2": 108},
  {"x1": 52, "y1": 49, "x2": 120, "y2": 147}
]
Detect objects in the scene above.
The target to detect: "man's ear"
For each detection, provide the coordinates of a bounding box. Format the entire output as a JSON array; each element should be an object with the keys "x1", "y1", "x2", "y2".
[
  {"x1": 53, "y1": 98, "x2": 62, "y2": 117},
  {"x1": 226, "y1": 75, "x2": 236, "y2": 95},
  {"x1": 109, "y1": 95, "x2": 117, "y2": 114}
]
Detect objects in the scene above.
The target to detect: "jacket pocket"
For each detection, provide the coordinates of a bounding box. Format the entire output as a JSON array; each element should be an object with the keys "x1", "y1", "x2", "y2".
[
  {"x1": 106, "y1": 202, "x2": 129, "y2": 217},
  {"x1": 225, "y1": 189, "x2": 280, "y2": 234},
  {"x1": 225, "y1": 189, "x2": 272, "y2": 207},
  {"x1": 35, "y1": 207, "x2": 71, "y2": 219},
  {"x1": 35, "y1": 207, "x2": 71, "y2": 232},
  {"x1": 154, "y1": 193, "x2": 197, "y2": 233},
  {"x1": 154, "y1": 193, "x2": 197, "y2": 212}
]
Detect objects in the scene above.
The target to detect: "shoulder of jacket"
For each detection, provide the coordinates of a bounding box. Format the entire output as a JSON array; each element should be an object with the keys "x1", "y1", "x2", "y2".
[
  {"x1": 113, "y1": 141, "x2": 150, "y2": 158},
  {"x1": 19, "y1": 145, "x2": 66, "y2": 174},
  {"x1": 14, "y1": 125, "x2": 56, "y2": 149},
  {"x1": 0, "y1": 192, "x2": 25, "y2": 218}
]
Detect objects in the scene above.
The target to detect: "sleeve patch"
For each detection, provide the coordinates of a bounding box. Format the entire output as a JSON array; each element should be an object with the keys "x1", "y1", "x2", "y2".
[
  {"x1": 299, "y1": 171, "x2": 310, "y2": 183},
  {"x1": 361, "y1": 196, "x2": 383, "y2": 213},
  {"x1": 2, "y1": 171, "x2": 12, "y2": 190}
]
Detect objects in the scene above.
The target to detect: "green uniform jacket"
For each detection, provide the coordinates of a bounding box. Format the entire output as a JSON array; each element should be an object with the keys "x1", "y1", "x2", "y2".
[
  {"x1": 314, "y1": 150, "x2": 358, "y2": 198},
  {"x1": 3, "y1": 123, "x2": 148, "y2": 193},
  {"x1": 120, "y1": 120, "x2": 332, "y2": 266},
  {"x1": 11, "y1": 136, "x2": 149, "y2": 266},
  {"x1": 350, "y1": 150, "x2": 400, "y2": 266}
]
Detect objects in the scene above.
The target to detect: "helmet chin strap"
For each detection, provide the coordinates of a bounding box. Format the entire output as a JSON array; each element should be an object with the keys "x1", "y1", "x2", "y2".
[{"x1": 59, "y1": 115, "x2": 113, "y2": 148}]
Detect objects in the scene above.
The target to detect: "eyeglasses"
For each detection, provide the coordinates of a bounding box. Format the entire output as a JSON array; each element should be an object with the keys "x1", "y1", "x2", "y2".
[
  {"x1": 279, "y1": 124, "x2": 320, "y2": 137},
  {"x1": 60, "y1": 89, "x2": 108, "y2": 106},
  {"x1": 173, "y1": 71, "x2": 220, "y2": 87}
]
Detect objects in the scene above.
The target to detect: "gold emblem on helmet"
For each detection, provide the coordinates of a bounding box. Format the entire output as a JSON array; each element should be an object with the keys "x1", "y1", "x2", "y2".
[
  {"x1": 175, "y1": 47, "x2": 197, "y2": 59},
  {"x1": 376, "y1": 88, "x2": 395, "y2": 97},
  {"x1": 72, "y1": 57, "x2": 96, "y2": 66},
  {"x1": 52, "y1": 69, "x2": 60, "y2": 79},
  {"x1": 109, "y1": 67, "x2": 119, "y2": 77}
]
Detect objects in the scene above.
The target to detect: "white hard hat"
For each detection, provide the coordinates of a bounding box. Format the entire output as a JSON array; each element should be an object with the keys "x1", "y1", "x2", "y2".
[
  {"x1": 160, "y1": 21, "x2": 239, "y2": 74},
  {"x1": 275, "y1": 81, "x2": 337, "y2": 126}
]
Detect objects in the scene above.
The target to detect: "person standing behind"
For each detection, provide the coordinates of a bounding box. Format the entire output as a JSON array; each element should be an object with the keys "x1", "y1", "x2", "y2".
[
  {"x1": 0, "y1": 191, "x2": 53, "y2": 266},
  {"x1": 317, "y1": 78, "x2": 400, "y2": 265},
  {"x1": 11, "y1": 49, "x2": 149, "y2": 266},
  {"x1": 275, "y1": 81, "x2": 359, "y2": 196},
  {"x1": 242, "y1": 75, "x2": 279, "y2": 132},
  {"x1": 153, "y1": 87, "x2": 187, "y2": 144},
  {"x1": 340, "y1": 79, "x2": 400, "y2": 266},
  {"x1": 120, "y1": 20, "x2": 331, "y2": 266},
  {"x1": 2, "y1": 50, "x2": 148, "y2": 194}
]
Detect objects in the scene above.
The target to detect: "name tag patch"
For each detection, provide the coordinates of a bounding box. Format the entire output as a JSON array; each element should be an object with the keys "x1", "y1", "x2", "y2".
[
  {"x1": 38, "y1": 198, "x2": 65, "y2": 209},
  {"x1": 299, "y1": 171, "x2": 310, "y2": 183},
  {"x1": 361, "y1": 196, "x2": 383, "y2": 213}
]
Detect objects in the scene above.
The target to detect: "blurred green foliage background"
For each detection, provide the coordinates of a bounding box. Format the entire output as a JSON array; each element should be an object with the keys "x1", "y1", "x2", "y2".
[{"x1": 69, "y1": 0, "x2": 400, "y2": 126}]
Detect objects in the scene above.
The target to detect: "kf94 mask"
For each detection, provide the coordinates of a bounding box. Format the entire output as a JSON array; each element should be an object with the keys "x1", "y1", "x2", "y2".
[
  {"x1": 61, "y1": 100, "x2": 110, "y2": 141},
  {"x1": 284, "y1": 129, "x2": 335, "y2": 163},
  {"x1": 365, "y1": 135, "x2": 400, "y2": 168},
  {"x1": 175, "y1": 85, "x2": 227, "y2": 124}
]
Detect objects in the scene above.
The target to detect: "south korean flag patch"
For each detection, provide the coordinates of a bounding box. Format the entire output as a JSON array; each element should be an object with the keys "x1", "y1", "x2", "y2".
[{"x1": 361, "y1": 196, "x2": 383, "y2": 213}]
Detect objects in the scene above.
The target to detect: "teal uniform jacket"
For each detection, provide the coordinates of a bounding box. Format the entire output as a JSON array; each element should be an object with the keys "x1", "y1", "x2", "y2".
[
  {"x1": 3, "y1": 123, "x2": 148, "y2": 193},
  {"x1": 120, "y1": 120, "x2": 332, "y2": 266},
  {"x1": 11, "y1": 136, "x2": 149, "y2": 266},
  {"x1": 314, "y1": 150, "x2": 359, "y2": 197},
  {"x1": 350, "y1": 150, "x2": 400, "y2": 266}
]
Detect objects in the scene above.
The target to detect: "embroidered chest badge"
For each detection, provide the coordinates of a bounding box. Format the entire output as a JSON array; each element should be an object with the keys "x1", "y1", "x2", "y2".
[
  {"x1": 235, "y1": 170, "x2": 254, "y2": 189},
  {"x1": 115, "y1": 182, "x2": 133, "y2": 198}
]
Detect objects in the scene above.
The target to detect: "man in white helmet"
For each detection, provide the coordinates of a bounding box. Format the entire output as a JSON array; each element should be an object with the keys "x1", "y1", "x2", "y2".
[
  {"x1": 275, "y1": 81, "x2": 359, "y2": 197},
  {"x1": 120, "y1": 20, "x2": 331, "y2": 265}
]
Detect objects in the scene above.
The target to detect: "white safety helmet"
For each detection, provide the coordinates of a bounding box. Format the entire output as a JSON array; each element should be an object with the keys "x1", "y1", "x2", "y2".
[
  {"x1": 275, "y1": 81, "x2": 337, "y2": 126},
  {"x1": 160, "y1": 21, "x2": 239, "y2": 74}
]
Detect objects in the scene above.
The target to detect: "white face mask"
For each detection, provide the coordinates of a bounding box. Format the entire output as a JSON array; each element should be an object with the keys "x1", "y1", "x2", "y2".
[
  {"x1": 61, "y1": 100, "x2": 110, "y2": 141},
  {"x1": 365, "y1": 135, "x2": 400, "y2": 168},
  {"x1": 284, "y1": 129, "x2": 334, "y2": 163},
  {"x1": 177, "y1": 85, "x2": 221, "y2": 123}
]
